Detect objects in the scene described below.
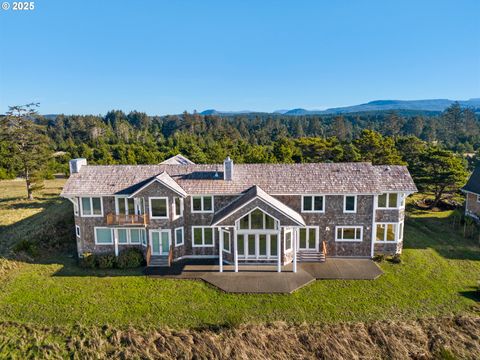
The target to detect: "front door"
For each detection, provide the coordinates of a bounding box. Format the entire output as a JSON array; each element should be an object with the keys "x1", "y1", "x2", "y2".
[
  {"x1": 151, "y1": 230, "x2": 170, "y2": 255},
  {"x1": 299, "y1": 227, "x2": 318, "y2": 251}
]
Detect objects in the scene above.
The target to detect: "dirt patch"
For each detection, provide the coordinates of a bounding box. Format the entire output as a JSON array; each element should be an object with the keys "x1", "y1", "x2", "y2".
[{"x1": 1, "y1": 315, "x2": 479, "y2": 359}]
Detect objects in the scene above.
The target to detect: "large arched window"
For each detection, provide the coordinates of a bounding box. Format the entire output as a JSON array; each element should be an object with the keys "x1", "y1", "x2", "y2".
[{"x1": 238, "y1": 209, "x2": 278, "y2": 230}]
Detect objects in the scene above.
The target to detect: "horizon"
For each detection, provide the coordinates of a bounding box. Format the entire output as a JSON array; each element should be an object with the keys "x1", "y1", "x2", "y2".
[{"x1": 1, "y1": 0, "x2": 479, "y2": 115}]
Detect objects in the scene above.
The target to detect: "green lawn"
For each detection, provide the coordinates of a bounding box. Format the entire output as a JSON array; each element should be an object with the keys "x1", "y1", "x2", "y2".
[{"x1": 0, "y1": 180, "x2": 479, "y2": 329}]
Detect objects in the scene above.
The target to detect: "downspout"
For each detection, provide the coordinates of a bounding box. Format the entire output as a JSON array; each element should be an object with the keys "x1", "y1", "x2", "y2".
[{"x1": 371, "y1": 195, "x2": 377, "y2": 258}]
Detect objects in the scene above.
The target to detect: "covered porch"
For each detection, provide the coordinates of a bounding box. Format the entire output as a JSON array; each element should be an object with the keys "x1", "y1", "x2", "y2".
[{"x1": 211, "y1": 185, "x2": 324, "y2": 273}]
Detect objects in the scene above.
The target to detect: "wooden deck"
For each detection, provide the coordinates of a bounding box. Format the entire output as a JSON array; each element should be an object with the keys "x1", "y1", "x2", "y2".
[{"x1": 145, "y1": 258, "x2": 383, "y2": 293}]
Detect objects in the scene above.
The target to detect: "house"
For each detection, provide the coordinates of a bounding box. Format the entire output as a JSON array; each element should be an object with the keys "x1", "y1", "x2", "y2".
[
  {"x1": 61, "y1": 156, "x2": 417, "y2": 272},
  {"x1": 462, "y1": 167, "x2": 480, "y2": 220}
]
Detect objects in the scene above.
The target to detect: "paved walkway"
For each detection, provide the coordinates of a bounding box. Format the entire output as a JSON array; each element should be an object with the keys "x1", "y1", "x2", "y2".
[{"x1": 146, "y1": 258, "x2": 383, "y2": 293}]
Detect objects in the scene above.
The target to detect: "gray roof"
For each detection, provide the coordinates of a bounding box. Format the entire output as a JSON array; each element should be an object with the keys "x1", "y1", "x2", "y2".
[
  {"x1": 61, "y1": 162, "x2": 417, "y2": 197},
  {"x1": 211, "y1": 185, "x2": 306, "y2": 226},
  {"x1": 130, "y1": 172, "x2": 187, "y2": 197},
  {"x1": 159, "y1": 154, "x2": 195, "y2": 165},
  {"x1": 462, "y1": 167, "x2": 480, "y2": 195}
]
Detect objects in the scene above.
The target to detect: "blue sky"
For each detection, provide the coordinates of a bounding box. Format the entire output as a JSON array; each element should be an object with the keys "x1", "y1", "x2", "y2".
[{"x1": 0, "y1": 0, "x2": 479, "y2": 115}]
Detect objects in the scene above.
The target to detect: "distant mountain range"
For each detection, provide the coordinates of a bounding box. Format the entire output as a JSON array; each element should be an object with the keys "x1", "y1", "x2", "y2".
[{"x1": 200, "y1": 98, "x2": 480, "y2": 116}]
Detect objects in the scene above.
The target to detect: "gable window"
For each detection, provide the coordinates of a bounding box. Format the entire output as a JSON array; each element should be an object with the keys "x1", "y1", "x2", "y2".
[
  {"x1": 375, "y1": 223, "x2": 398, "y2": 242},
  {"x1": 377, "y1": 193, "x2": 399, "y2": 209},
  {"x1": 284, "y1": 229, "x2": 293, "y2": 251},
  {"x1": 192, "y1": 226, "x2": 215, "y2": 247},
  {"x1": 75, "y1": 225, "x2": 81, "y2": 238},
  {"x1": 302, "y1": 195, "x2": 325, "y2": 212},
  {"x1": 95, "y1": 227, "x2": 113, "y2": 245},
  {"x1": 238, "y1": 209, "x2": 278, "y2": 230},
  {"x1": 175, "y1": 227, "x2": 184, "y2": 246},
  {"x1": 222, "y1": 230, "x2": 231, "y2": 253},
  {"x1": 149, "y1": 197, "x2": 168, "y2": 219},
  {"x1": 81, "y1": 197, "x2": 103, "y2": 217},
  {"x1": 335, "y1": 226, "x2": 363, "y2": 242},
  {"x1": 173, "y1": 197, "x2": 184, "y2": 218},
  {"x1": 343, "y1": 195, "x2": 357, "y2": 213},
  {"x1": 191, "y1": 196, "x2": 214, "y2": 213}
]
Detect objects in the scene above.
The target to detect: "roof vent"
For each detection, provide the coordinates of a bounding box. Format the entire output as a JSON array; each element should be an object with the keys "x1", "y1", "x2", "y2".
[
  {"x1": 224, "y1": 156, "x2": 234, "y2": 181},
  {"x1": 69, "y1": 158, "x2": 87, "y2": 175}
]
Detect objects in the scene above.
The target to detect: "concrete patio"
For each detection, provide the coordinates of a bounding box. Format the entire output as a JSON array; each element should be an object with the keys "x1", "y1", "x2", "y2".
[{"x1": 145, "y1": 258, "x2": 383, "y2": 293}]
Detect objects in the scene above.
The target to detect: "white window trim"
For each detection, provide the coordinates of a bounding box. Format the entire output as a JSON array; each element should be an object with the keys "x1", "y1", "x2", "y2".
[
  {"x1": 75, "y1": 225, "x2": 81, "y2": 238},
  {"x1": 235, "y1": 207, "x2": 280, "y2": 231},
  {"x1": 284, "y1": 228, "x2": 293, "y2": 251},
  {"x1": 175, "y1": 227, "x2": 184, "y2": 247},
  {"x1": 191, "y1": 195, "x2": 214, "y2": 213},
  {"x1": 73, "y1": 198, "x2": 79, "y2": 216},
  {"x1": 149, "y1": 229, "x2": 172, "y2": 254},
  {"x1": 222, "y1": 230, "x2": 231, "y2": 253},
  {"x1": 335, "y1": 226, "x2": 363, "y2": 242},
  {"x1": 192, "y1": 226, "x2": 216, "y2": 247},
  {"x1": 94, "y1": 227, "x2": 113, "y2": 245},
  {"x1": 113, "y1": 228, "x2": 146, "y2": 245},
  {"x1": 374, "y1": 222, "x2": 400, "y2": 243},
  {"x1": 377, "y1": 192, "x2": 401, "y2": 209},
  {"x1": 80, "y1": 197, "x2": 104, "y2": 217},
  {"x1": 301, "y1": 195, "x2": 325, "y2": 213},
  {"x1": 149, "y1": 197, "x2": 169, "y2": 219},
  {"x1": 343, "y1": 195, "x2": 357, "y2": 213},
  {"x1": 173, "y1": 197, "x2": 184, "y2": 219},
  {"x1": 298, "y1": 226, "x2": 319, "y2": 250}
]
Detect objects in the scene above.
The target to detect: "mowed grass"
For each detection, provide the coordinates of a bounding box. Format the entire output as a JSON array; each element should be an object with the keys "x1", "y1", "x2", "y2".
[{"x1": 0, "y1": 179, "x2": 479, "y2": 329}]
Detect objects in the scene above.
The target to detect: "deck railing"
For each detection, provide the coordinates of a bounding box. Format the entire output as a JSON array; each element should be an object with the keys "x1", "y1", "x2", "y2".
[
  {"x1": 322, "y1": 240, "x2": 327, "y2": 257},
  {"x1": 106, "y1": 213, "x2": 148, "y2": 226}
]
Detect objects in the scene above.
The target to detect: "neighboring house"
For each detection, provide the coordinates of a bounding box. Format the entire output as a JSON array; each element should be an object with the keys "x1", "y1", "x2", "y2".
[
  {"x1": 462, "y1": 167, "x2": 480, "y2": 220},
  {"x1": 61, "y1": 156, "x2": 417, "y2": 272}
]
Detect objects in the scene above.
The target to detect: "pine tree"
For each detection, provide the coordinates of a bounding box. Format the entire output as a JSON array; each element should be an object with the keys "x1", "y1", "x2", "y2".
[{"x1": 0, "y1": 103, "x2": 51, "y2": 200}]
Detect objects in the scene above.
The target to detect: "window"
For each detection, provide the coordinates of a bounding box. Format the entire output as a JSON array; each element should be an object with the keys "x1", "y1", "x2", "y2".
[
  {"x1": 335, "y1": 226, "x2": 363, "y2": 242},
  {"x1": 149, "y1": 197, "x2": 168, "y2": 218},
  {"x1": 376, "y1": 223, "x2": 398, "y2": 242},
  {"x1": 377, "y1": 193, "x2": 399, "y2": 209},
  {"x1": 191, "y1": 196, "x2": 214, "y2": 213},
  {"x1": 399, "y1": 222, "x2": 404, "y2": 242},
  {"x1": 80, "y1": 197, "x2": 103, "y2": 216},
  {"x1": 237, "y1": 209, "x2": 278, "y2": 230},
  {"x1": 173, "y1": 197, "x2": 184, "y2": 218},
  {"x1": 344, "y1": 195, "x2": 357, "y2": 213},
  {"x1": 75, "y1": 225, "x2": 81, "y2": 238},
  {"x1": 114, "y1": 228, "x2": 146, "y2": 245},
  {"x1": 116, "y1": 197, "x2": 135, "y2": 215},
  {"x1": 284, "y1": 229, "x2": 293, "y2": 251},
  {"x1": 302, "y1": 195, "x2": 325, "y2": 212},
  {"x1": 192, "y1": 226, "x2": 215, "y2": 247},
  {"x1": 222, "y1": 230, "x2": 231, "y2": 253},
  {"x1": 95, "y1": 227, "x2": 113, "y2": 245},
  {"x1": 175, "y1": 227, "x2": 184, "y2": 246}
]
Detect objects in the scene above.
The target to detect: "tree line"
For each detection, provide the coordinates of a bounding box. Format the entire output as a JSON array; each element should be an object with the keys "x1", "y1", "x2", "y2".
[{"x1": 0, "y1": 103, "x2": 477, "y2": 204}]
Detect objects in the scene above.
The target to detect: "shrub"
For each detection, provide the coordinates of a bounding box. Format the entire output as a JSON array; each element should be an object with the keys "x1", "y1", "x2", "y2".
[
  {"x1": 390, "y1": 253, "x2": 402, "y2": 264},
  {"x1": 116, "y1": 248, "x2": 144, "y2": 269},
  {"x1": 96, "y1": 254, "x2": 116, "y2": 269},
  {"x1": 373, "y1": 254, "x2": 385, "y2": 262},
  {"x1": 13, "y1": 239, "x2": 38, "y2": 257},
  {"x1": 79, "y1": 253, "x2": 96, "y2": 269}
]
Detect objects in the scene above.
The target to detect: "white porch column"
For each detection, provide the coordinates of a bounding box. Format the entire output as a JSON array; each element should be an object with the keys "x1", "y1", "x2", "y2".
[
  {"x1": 114, "y1": 229, "x2": 119, "y2": 257},
  {"x1": 277, "y1": 229, "x2": 282, "y2": 272},
  {"x1": 219, "y1": 228, "x2": 223, "y2": 273},
  {"x1": 293, "y1": 228, "x2": 297, "y2": 273},
  {"x1": 233, "y1": 228, "x2": 238, "y2": 272}
]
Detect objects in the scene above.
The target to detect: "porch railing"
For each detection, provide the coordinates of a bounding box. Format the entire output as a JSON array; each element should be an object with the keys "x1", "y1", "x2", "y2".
[
  {"x1": 146, "y1": 244, "x2": 152, "y2": 266},
  {"x1": 322, "y1": 240, "x2": 327, "y2": 257},
  {"x1": 106, "y1": 213, "x2": 148, "y2": 226},
  {"x1": 168, "y1": 245, "x2": 174, "y2": 267}
]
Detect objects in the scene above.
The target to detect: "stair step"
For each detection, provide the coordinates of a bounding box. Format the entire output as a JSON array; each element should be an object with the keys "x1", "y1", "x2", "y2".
[{"x1": 297, "y1": 251, "x2": 326, "y2": 262}]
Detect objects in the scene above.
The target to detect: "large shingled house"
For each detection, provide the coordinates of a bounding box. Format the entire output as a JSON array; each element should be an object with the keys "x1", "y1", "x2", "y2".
[
  {"x1": 462, "y1": 166, "x2": 480, "y2": 220},
  {"x1": 61, "y1": 155, "x2": 417, "y2": 272}
]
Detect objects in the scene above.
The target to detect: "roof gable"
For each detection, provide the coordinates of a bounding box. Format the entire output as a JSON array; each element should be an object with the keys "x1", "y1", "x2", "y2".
[
  {"x1": 463, "y1": 167, "x2": 480, "y2": 195},
  {"x1": 129, "y1": 172, "x2": 187, "y2": 198}
]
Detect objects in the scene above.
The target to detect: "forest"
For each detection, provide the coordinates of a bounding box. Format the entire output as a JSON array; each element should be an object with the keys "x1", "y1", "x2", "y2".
[{"x1": 0, "y1": 103, "x2": 478, "y2": 204}]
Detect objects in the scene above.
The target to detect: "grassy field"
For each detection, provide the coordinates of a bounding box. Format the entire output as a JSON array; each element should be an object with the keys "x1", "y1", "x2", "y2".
[{"x1": 0, "y1": 179, "x2": 479, "y2": 330}]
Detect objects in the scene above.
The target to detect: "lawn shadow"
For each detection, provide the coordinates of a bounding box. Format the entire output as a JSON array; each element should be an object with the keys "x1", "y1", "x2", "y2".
[
  {"x1": 403, "y1": 210, "x2": 480, "y2": 261},
  {"x1": 458, "y1": 287, "x2": 479, "y2": 302}
]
